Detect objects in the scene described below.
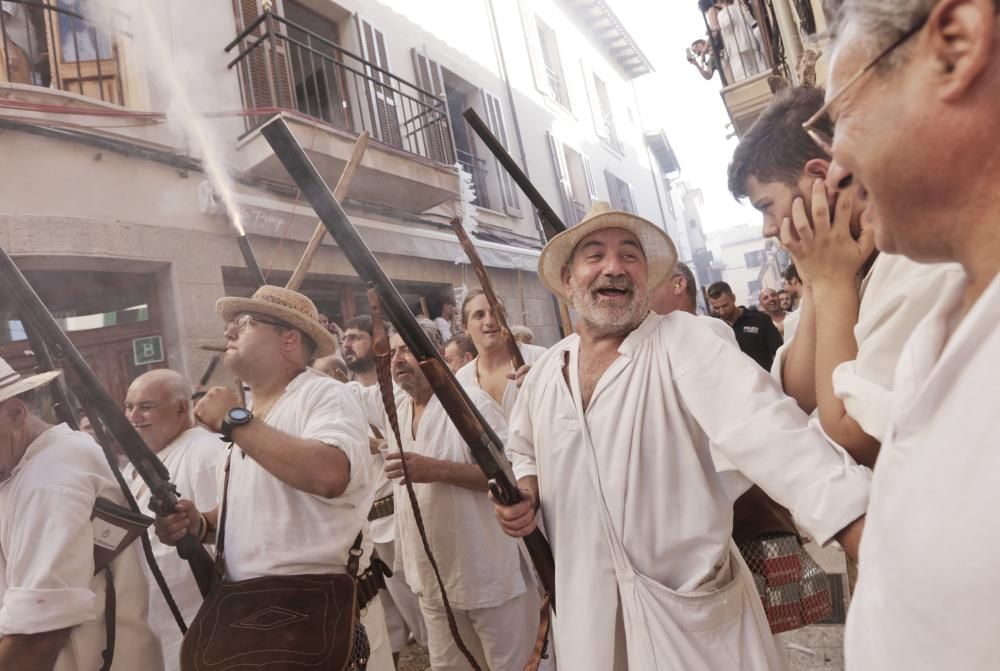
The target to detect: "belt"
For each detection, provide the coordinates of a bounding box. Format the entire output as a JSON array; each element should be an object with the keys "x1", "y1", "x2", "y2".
[{"x1": 368, "y1": 495, "x2": 394, "y2": 521}]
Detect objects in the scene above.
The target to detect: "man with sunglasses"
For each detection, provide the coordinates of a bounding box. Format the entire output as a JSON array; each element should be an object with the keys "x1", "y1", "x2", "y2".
[
  {"x1": 154, "y1": 286, "x2": 394, "y2": 670},
  {"x1": 728, "y1": 86, "x2": 962, "y2": 469},
  {"x1": 820, "y1": 1, "x2": 1000, "y2": 668}
]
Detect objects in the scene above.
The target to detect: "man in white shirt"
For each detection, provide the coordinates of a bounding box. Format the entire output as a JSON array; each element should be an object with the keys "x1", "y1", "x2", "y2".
[
  {"x1": 728, "y1": 85, "x2": 963, "y2": 467},
  {"x1": 493, "y1": 202, "x2": 870, "y2": 671},
  {"x1": 365, "y1": 324, "x2": 539, "y2": 669},
  {"x1": 154, "y1": 285, "x2": 393, "y2": 670},
  {"x1": 342, "y1": 314, "x2": 427, "y2": 664},
  {"x1": 454, "y1": 288, "x2": 547, "y2": 418},
  {"x1": 821, "y1": 1, "x2": 1000, "y2": 667},
  {"x1": 0, "y1": 357, "x2": 162, "y2": 671},
  {"x1": 122, "y1": 369, "x2": 219, "y2": 671}
]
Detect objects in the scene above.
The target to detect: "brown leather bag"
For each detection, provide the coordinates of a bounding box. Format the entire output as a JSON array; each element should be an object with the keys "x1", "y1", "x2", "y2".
[{"x1": 180, "y1": 450, "x2": 368, "y2": 671}]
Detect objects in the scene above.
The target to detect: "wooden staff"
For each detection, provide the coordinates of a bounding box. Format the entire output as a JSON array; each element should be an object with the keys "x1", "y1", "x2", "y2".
[
  {"x1": 448, "y1": 217, "x2": 525, "y2": 370},
  {"x1": 285, "y1": 132, "x2": 370, "y2": 291}
]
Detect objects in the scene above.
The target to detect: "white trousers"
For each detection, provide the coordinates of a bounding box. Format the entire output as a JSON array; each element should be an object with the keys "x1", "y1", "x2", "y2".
[
  {"x1": 376, "y1": 538, "x2": 428, "y2": 651},
  {"x1": 361, "y1": 594, "x2": 395, "y2": 671},
  {"x1": 419, "y1": 588, "x2": 540, "y2": 671}
]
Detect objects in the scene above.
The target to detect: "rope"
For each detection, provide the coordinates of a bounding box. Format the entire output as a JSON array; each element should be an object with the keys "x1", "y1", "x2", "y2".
[{"x1": 367, "y1": 288, "x2": 483, "y2": 671}]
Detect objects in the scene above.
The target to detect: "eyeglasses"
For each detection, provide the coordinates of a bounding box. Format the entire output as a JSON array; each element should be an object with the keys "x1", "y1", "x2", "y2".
[
  {"x1": 124, "y1": 402, "x2": 162, "y2": 414},
  {"x1": 802, "y1": 14, "x2": 930, "y2": 155},
  {"x1": 229, "y1": 313, "x2": 289, "y2": 334}
]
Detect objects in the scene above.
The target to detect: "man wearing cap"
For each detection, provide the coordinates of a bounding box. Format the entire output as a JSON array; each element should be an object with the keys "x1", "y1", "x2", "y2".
[
  {"x1": 122, "y1": 369, "x2": 219, "y2": 671},
  {"x1": 0, "y1": 357, "x2": 162, "y2": 670},
  {"x1": 493, "y1": 202, "x2": 871, "y2": 670},
  {"x1": 153, "y1": 286, "x2": 393, "y2": 670}
]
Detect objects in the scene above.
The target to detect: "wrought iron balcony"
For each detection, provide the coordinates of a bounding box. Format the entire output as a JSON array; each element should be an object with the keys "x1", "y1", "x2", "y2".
[{"x1": 225, "y1": 11, "x2": 455, "y2": 167}]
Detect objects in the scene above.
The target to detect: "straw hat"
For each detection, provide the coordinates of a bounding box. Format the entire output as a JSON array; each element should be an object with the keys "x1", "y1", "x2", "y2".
[
  {"x1": 216, "y1": 285, "x2": 338, "y2": 358},
  {"x1": 537, "y1": 201, "x2": 678, "y2": 302},
  {"x1": 0, "y1": 356, "x2": 61, "y2": 405}
]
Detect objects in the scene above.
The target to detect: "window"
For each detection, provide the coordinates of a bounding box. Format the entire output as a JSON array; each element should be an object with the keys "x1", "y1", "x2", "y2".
[
  {"x1": 536, "y1": 18, "x2": 570, "y2": 109},
  {"x1": 744, "y1": 249, "x2": 766, "y2": 268},
  {"x1": 482, "y1": 91, "x2": 521, "y2": 214},
  {"x1": 748, "y1": 279, "x2": 762, "y2": 298},
  {"x1": 592, "y1": 74, "x2": 621, "y2": 151},
  {"x1": 547, "y1": 133, "x2": 597, "y2": 224},
  {"x1": 604, "y1": 170, "x2": 636, "y2": 214}
]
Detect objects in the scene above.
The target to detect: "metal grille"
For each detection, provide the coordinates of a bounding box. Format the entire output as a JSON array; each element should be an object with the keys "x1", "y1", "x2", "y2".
[{"x1": 738, "y1": 533, "x2": 834, "y2": 634}]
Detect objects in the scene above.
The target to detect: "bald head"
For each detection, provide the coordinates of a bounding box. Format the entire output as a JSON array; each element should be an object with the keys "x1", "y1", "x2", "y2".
[{"x1": 125, "y1": 369, "x2": 194, "y2": 453}]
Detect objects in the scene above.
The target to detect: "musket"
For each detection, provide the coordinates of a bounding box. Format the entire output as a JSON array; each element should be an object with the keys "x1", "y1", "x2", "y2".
[
  {"x1": 447, "y1": 217, "x2": 525, "y2": 370},
  {"x1": 462, "y1": 108, "x2": 574, "y2": 336},
  {"x1": 237, "y1": 233, "x2": 267, "y2": 286},
  {"x1": 261, "y1": 118, "x2": 556, "y2": 606},
  {"x1": 462, "y1": 108, "x2": 566, "y2": 240},
  {"x1": 0, "y1": 244, "x2": 216, "y2": 598}
]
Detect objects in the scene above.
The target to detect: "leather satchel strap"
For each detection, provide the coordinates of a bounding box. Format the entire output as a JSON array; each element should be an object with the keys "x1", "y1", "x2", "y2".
[
  {"x1": 213, "y1": 448, "x2": 235, "y2": 578},
  {"x1": 99, "y1": 567, "x2": 116, "y2": 671}
]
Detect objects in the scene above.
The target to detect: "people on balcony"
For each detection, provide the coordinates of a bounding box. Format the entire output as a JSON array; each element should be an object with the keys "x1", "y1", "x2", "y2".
[
  {"x1": 695, "y1": 0, "x2": 767, "y2": 85},
  {"x1": 1, "y1": 0, "x2": 40, "y2": 85}
]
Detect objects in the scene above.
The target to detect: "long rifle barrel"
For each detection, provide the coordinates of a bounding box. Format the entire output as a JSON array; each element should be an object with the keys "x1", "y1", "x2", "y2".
[
  {"x1": 0, "y1": 245, "x2": 216, "y2": 597},
  {"x1": 260, "y1": 118, "x2": 556, "y2": 605},
  {"x1": 462, "y1": 108, "x2": 566, "y2": 239},
  {"x1": 237, "y1": 233, "x2": 267, "y2": 286}
]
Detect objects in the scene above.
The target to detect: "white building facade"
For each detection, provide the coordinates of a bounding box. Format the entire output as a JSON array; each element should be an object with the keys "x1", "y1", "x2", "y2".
[{"x1": 0, "y1": 0, "x2": 677, "y2": 398}]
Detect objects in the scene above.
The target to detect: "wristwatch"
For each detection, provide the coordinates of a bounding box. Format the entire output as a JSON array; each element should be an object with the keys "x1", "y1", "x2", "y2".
[{"x1": 221, "y1": 407, "x2": 253, "y2": 443}]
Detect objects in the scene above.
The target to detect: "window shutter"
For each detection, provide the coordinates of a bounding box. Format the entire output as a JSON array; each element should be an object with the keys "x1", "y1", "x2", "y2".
[
  {"x1": 481, "y1": 90, "x2": 521, "y2": 215},
  {"x1": 518, "y1": 1, "x2": 549, "y2": 96},
  {"x1": 547, "y1": 132, "x2": 574, "y2": 225},
  {"x1": 582, "y1": 154, "x2": 599, "y2": 204},
  {"x1": 625, "y1": 183, "x2": 637, "y2": 214},
  {"x1": 358, "y1": 17, "x2": 402, "y2": 148},
  {"x1": 581, "y1": 60, "x2": 607, "y2": 140},
  {"x1": 236, "y1": 0, "x2": 294, "y2": 111},
  {"x1": 604, "y1": 169, "x2": 620, "y2": 210},
  {"x1": 411, "y1": 49, "x2": 455, "y2": 164}
]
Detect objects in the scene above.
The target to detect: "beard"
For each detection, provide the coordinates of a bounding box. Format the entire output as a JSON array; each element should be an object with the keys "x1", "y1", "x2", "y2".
[
  {"x1": 344, "y1": 349, "x2": 375, "y2": 373},
  {"x1": 569, "y1": 274, "x2": 649, "y2": 338}
]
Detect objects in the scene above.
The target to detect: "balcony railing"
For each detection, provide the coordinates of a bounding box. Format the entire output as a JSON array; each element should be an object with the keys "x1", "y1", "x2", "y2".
[
  {"x1": 225, "y1": 11, "x2": 455, "y2": 167},
  {"x1": 0, "y1": 0, "x2": 124, "y2": 104},
  {"x1": 456, "y1": 148, "x2": 491, "y2": 211},
  {"x1": 703, "y1": 0, "x2": 788, "y2": 87}
]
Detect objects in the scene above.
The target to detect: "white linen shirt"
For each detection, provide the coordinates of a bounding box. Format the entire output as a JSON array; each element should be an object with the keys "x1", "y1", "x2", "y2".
[
  {"x1": 221, "y1": 369, "x2": 373, "y2": 580},
  {"x1": 123, "y1": 425, "x2": 219, "y2": 671},
  {"x1": 455, "y1": 343, "x2": 548, "y2": 418},
  {"x1": 356, "y1": 382, "x2": 526, "y2": 610},
  {"x1": 845, "y1": 271, "x2": 1000, "y2": 670},
  {"x1": 0, "y1": 424, "x2": 163, "y2": 671},
  {"x1": 830, "y1": 254, "x2": 964, "y2": 440},
  {"x1": 509, "y1": 312, "x2": 871, "y2": 671}
]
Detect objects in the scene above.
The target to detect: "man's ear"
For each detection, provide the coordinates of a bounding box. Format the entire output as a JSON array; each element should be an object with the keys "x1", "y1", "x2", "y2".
[
  {"x1": 0, "y1": 398, "x2": 27, "y2": 425},
  {"x1": 802, "y1": 158, "x2": 830, "y2": 181},
  {"x1": 926, "y1": 0, "x2": 995, "y2": 102},
  {"x1": 560, "y1": 265, "x2": 573, "y2": 294}
]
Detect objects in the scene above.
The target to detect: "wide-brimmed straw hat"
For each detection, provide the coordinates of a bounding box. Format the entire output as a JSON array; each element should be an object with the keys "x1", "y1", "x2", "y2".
[
  {"x1": 538, "y1": 201, "x2": 678, "y2": 302},
  {"x1": 216, "y1": 285, "x2": 338, "y2": 358},
  {"x1": 0, "y1": 356, "x2": 61, "y2": 405}
]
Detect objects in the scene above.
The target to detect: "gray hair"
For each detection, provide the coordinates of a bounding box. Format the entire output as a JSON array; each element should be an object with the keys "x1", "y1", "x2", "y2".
[
  {"x1": 827, "y1": 0, "x2": 999, "y2": 68},
  {"x1": 387, "y1": 319, "x2": 444, "y2": 352}
]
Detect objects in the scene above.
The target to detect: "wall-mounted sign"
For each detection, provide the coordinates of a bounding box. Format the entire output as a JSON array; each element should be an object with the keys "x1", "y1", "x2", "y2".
[{"x1": 132, "y1": 335, "x2": 164, "y2": 366}]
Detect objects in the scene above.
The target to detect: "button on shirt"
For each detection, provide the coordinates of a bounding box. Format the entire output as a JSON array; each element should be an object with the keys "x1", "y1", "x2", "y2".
[
  {"x1": 221, "y1": 369, "x2": 373, "y2": 581},
  {"x1": 0, "y1": 424, "x2": 163, "y2": 671},
  {"x1": 727, "y1": 307, "x2": 783, "y2": 370}
]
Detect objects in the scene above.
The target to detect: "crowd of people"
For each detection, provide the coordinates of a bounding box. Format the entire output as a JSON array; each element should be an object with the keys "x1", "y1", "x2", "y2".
[
  {"x1": 1, "y1": 0, "x2": 998, "y2": 669},
  {"x1": 688, "y1": 0, "x2": 769, "y2": 85}
]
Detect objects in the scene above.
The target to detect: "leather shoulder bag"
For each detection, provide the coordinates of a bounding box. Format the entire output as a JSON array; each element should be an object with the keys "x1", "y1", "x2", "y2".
[{"x1": 180, "y1": 449, "x2": 370, "y2": 671}]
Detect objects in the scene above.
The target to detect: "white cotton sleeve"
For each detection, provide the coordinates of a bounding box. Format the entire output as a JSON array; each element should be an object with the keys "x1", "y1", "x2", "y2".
[
  {"x1": 302, "y1": 379, "x2": 370, "y2": 497},
  {"x1": 0, "y1": 486, "x2": 99, "y2": 635},
  {"x1": 673, "y1": 328, "x2": 871, "y2": 546}
]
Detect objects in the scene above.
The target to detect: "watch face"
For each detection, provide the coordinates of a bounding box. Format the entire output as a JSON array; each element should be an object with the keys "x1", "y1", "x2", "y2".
[{"x1": 229, "y1": 408, "x2": 252, "y2": 423}]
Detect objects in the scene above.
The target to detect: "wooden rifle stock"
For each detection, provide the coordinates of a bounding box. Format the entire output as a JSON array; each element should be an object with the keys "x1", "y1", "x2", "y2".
[
  {"x1": 260, "y1": 118, "x2": 556, "y2": 606},
  {"x1": 0, "y1": 244, "x2": 216, "y2": 598}
]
